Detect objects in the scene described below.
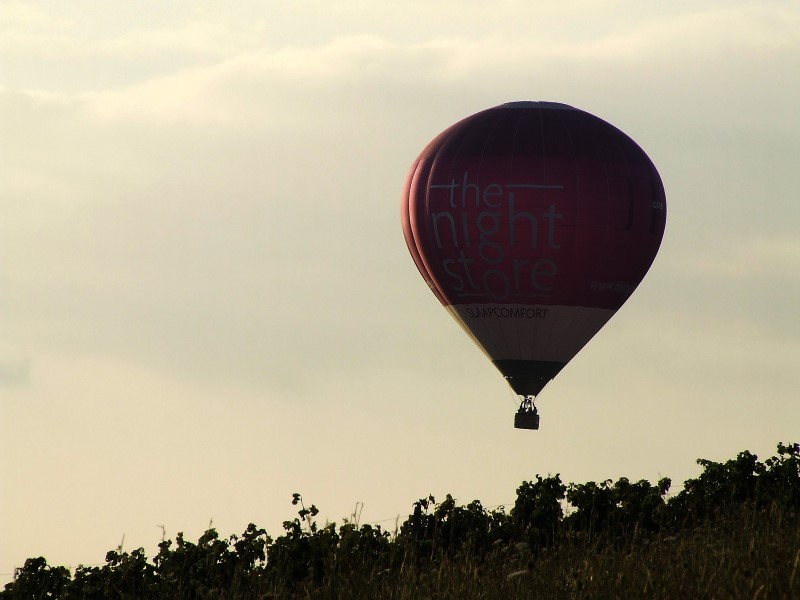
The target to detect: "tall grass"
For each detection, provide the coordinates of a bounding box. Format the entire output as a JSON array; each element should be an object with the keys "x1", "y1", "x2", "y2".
[
  {"x1": 3, "y1": 443, "x2": 798, "y2": 599},
  {"x1": 294, "y1": 504, "x2": 798, "y2": 599}
]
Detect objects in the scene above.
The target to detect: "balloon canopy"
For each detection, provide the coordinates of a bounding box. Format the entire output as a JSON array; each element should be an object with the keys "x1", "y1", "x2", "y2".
[{"x1": 401, "y1": 101, "x2": 666, "y2": 398}]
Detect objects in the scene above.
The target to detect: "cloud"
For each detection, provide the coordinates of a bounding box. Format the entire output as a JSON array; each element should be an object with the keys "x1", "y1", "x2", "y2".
[
  {"x1": 0, "y1": 357, "x2": 30, "y2": 387},
  {"x1": 685, "y1": 235, "x2": 800, "y2": 280},
  {"x1": 0, "y1": 1, "x2": 54, "y2": 30},
  {"x1": 2, "y1": 1, "x2": 799, "y2": 401},
  {"x1": 3, "y1": 3, "x2": 797, "y2": 136}
]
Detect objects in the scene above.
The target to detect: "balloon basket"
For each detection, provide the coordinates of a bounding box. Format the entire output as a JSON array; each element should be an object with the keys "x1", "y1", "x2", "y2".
[
  {"x1": 514, "y1": 397, "x2": 540, "y2": 430},
  {"x1": 514, "y1": 411, "x2": 540, "y2": 430}
]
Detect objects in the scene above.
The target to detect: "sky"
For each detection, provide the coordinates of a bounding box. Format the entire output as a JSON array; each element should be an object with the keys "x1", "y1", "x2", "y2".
[{"x1": 2, "y1": 0, "x2": 799, "y2": 581}]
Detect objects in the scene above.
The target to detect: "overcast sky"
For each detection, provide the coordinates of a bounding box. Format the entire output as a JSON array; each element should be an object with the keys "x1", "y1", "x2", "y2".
[{"x1": 2, "y1": 0, "x2": 799, "y2": 580}]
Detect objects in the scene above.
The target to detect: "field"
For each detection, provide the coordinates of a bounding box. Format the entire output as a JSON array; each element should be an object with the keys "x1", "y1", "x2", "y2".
[
  {"x1": 3, "y1": 443, "x2": 798, "y2": 599},
  {"x1": 343, "y1": 508, "x2": 799, "y2": 599}
]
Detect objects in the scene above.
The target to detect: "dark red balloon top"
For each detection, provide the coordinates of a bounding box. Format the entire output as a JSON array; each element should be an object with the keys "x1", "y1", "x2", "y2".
[{"x1": 402, "y1": 102, "x2": 666, "y2": 312}]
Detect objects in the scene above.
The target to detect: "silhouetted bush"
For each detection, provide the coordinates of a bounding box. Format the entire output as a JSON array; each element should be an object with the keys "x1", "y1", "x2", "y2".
[
  {"x1": 3, "y1": 442, "x2": 798, "y2": 599},
  {"x1": 565, "y1": 476, "x2": 671, "y2": 541},
  {"x1": 511, "y1": 474, "x2": 566, "y2": 547}
]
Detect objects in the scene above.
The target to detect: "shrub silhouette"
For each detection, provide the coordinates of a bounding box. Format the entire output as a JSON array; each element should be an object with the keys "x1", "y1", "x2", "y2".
[
  {"x1": 511, "y1": 474, "x2": 566, "y2": 547},
  {"x1": 2, "y1": 557, "x2": 70, "y2": 600},
  {"x1": 3, "y1": 442, "x2": 798, "y2": 599},
  {"x1": 565, "y1": 476, "x2": 671, "y2": 540}
]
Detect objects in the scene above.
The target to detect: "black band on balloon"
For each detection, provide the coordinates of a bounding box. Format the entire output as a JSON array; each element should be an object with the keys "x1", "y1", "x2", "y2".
[{"x1": 492, "y1": 360, "x2": 567, "y2": 396}]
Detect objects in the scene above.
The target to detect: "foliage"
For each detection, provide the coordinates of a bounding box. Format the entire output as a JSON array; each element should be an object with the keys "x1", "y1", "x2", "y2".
[
  {"x1": 565, "y1": 476, "x2": 671, "y2": 539},
  {"x1": 664, "y1": 442, "x2": 800, "y2": 529},
  {"x1": 1, "y1": 557, "x2": 70, "y2": 600},
  {"x1": 3, "y1": 442, "x2": 799, "y2": 599},
  {"x1": 511, "y1": 474, "x2": 566, "y2": 547}
]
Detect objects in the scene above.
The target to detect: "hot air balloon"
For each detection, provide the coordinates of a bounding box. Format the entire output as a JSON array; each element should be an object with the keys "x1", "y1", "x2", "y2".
[{"x1": 401, "y1": 102, "x2": 666, "y2": 429}]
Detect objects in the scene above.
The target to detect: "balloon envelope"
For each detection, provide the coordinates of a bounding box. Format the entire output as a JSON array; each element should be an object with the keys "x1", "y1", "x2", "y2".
[{"x1": 401, "y1": 102, "x2": 666, "y2": 397}]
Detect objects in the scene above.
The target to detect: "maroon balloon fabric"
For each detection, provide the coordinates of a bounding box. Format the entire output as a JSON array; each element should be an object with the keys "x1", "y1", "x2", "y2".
[{"x1": 401, "y1": 102, "x2": 666, "y2": 397}]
